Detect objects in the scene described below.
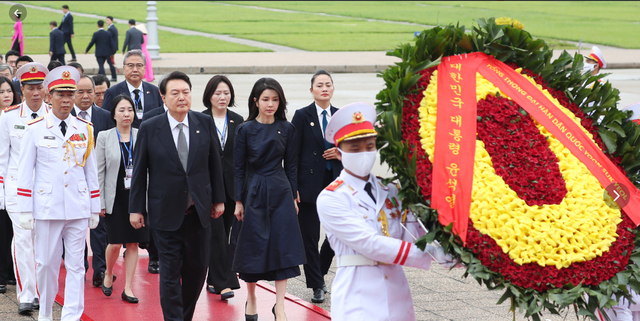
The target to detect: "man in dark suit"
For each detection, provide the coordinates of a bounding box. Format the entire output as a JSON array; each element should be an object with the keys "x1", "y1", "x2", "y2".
[
  {"x1": 122, "y1": 19, "x2": 144, "y2": 54},
  {"x1": 49, "y1": 21, "x2": 65, "y2": 64},
  {"x1": 106, "y1": 16, "x2": 118, "y2": 81},
  {"x1": 59, "y1": 5, "x2": 76, "y2": 62},
  {"x1": 85, "y1": 20, "x2": 116, "y2": 81},
  {"x1": 102, "y1": 50, "x2": 162, "y2": 127},
  {"x1": 71, "y1": 75, "x2": 115, "y2": 288},
  {"x1": 130, "y1": 71, "x2": 225, "y2": 321},
  {"x1": 291, "y1": 72, "x2": 343, "y2": 303}
]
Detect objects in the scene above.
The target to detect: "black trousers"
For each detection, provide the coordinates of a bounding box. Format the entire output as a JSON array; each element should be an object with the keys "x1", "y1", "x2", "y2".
[
  {"x1": 96, "y1": 56, "x2": 117, "y2": 80},
  {"x1": 206, "y1": 195, "x2": 240, "y2": 292},
  {"x1": 153, "y1": 209, "x2": 211, "y2": 321},
  {"x1": 50, "y1": 54, "x2": 65, "y2": 65},
  {"x1": 89, "y1": 216, "x2": 107, "y2": 277},
  {"x1": 0, "y1": 209, "x2": 13, "y2": 285},
  {"x1": 63, "y1": 34, "x2": 76, "y2": 59}
]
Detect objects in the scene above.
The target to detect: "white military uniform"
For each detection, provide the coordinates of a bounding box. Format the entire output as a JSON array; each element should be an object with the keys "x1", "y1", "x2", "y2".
[
  {"x1": 18, "y1": 110, "x2": 100, "y2": 320},
  {"x1": 318, "y1": 171, "x2": 452, "y2": 321},
  {"x1": 0, "y1": 101, "x2": 49, "y2": 305},
  {"x1": 598, "y1": 289, "x2": 640, "y2": 321}
]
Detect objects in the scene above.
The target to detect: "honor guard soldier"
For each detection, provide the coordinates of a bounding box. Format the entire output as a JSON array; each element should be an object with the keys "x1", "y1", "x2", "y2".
[
  {"x1": 16, "y1": 66, "x2": 101, "y2": 321},
  {"x1": 0, "y1": 62, "x2": 50, "y2": 315},
  {"x1": 584, "y1": 46, "x2": 607, "y2": 77},
  {"x1": 317, "y1": 102, "x2": 456, "y2": 321}
]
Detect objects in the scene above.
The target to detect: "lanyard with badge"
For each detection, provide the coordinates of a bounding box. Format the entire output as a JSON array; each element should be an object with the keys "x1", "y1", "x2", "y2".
[
  {"x1": 215, "y1": 114, "x2": 228, "y2": 150},
  {"x1": 132, "y1": 93, "x2": 143, "y2": 120},
  {"x1": 116, "y1": 128, "x2": 133, "y2": 189}
]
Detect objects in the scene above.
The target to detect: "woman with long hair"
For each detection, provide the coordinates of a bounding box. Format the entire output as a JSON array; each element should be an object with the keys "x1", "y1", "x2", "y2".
[
  {"x1": 0, "y1": 76, "x2": 19, "y2": 111},
  {"x1": 11, "y1": 15, "x2": 23, "y2": 56},
  {"x1": 233, "y1": 78, "x2": 305, "y2": 321}
]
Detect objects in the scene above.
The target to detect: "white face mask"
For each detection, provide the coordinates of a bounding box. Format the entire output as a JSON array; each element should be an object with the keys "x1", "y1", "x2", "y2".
[
  {"x1": 582, "y1": 63, "x2": 596, "y2": 73},
  {"x1": 339, "y1": 148, "x2": 377, "y2": 177}
]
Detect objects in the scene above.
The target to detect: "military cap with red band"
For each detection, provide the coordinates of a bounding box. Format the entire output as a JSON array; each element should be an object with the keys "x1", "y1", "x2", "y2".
[
  {"x1": 588, "y1": 46, "x2": 607, "y2": 69},
  {"x1": 324, "y1": 102, "x2": 378, "y2": 146},
  {"x1": 43, "y1": 66, "x2": 80, "y2": 92},
  {"x1": 16, "y1": 62, "x2": 48, "y2": 85}
]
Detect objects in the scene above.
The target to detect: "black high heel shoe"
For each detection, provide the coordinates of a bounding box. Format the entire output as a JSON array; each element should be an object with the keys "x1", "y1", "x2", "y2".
[
  {"x1": 245, "y1": 302, "x2": 257, "y2": 321},
  {"x1": 121, "y1": 291, "x2": 139, "y2": 304},
  {"x1": 273, "y1": 304, "x2": 287, "y2": 321},
  {"x1": 101, "y1": 282, "x2": 112, "y2": 297}
]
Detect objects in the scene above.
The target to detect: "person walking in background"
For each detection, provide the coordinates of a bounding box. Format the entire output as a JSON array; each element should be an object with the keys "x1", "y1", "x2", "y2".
[
  {"x1": 60, "y1": 5, "x2": 76, "y2": 62},
  {"x1": 85, "y1": 20, "x2": 116, "y2": 82},
  {"x1": 135, "y1": 24, "x2": 154, "y2": 82},
  {"x1": 202, "y1": 75, "x2": 242, "y2": 300},
  {"x1": 92, "y1": 75, "x2": 110, "y2": 108},
  {"x1": 106, "y1": 16, "x2": 119, "y2": 80},
  {"x1": 10, "y1": 14, "x2": 23, "y2": 56},
  {"x1": 233, "y1": 77, "x2": 305, "y2": 321},
  {"x1": 49, "y1": 21, "x2": 66, "y2": 65},
  {"x1": 122, "y1": 20, "x2": 144, "y2": 54},
  {"x1": 96, "y1": 94, "x2": 148, "y2": 304},
  {"x1": 129, "y1": 71, "x2": 226, "y2": 321},
  {"x1": 291, "y1": 70, "x2": 341, "y2": 303},
  {"x1": 0, "y1": 63, "x2": 49, "y2": 316}
]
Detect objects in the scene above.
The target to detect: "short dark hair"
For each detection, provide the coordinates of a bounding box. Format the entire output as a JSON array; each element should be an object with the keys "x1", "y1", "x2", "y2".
[
  {"x1": 92, "y1": 74, "x2": 110, "y2": 88},
  {"x1": 128, "y1": 19, "x2": 136, "y2": 25},
  {"x1": 50, "y1": 21, "x2": 57, "y2": 27},
  {"x1": 47, "y1": 60, "x2": 63, "y2": 71},
  {"x1": 311, "y1": 69, "x2": 333, "y2": 87},
  {"x1": 62, "y1": 5, "x2": 69, "y2": 9},
  {"x1": 203, "y1": 75, "x2": 235, "y2": 109},
  {"x1": 247, "y1": 77, "x2": 288, "y2": 121},
  {"x1": 0, "y1": 76, "x2": 20, "y2": 106},
  {"x1": 5, "y1": 50, "x2": 19, "y2": 62},
  {"x1": 97, "y1": 20, "x2": 104, "y2": 27},
  {"x1": 16, "y1": 56, "x2": 33, "y2": 65},
  {"x1": 159, "y1": 71, "x2": 192, "y2": 96},
  {"x1": 110, "y1": 94, "x2": 136, "y2": 124},
  {"x1": 67, "y1": 62, "x2": 84, "y2": 74},
  {"x1": 106, "y1": 16, "x2": 114, "y2": 21}
]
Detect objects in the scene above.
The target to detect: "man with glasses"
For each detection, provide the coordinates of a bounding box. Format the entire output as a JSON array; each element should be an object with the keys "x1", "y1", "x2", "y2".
[{"x1": 101, "y1": 50, "x2": 162, "y2": 128}]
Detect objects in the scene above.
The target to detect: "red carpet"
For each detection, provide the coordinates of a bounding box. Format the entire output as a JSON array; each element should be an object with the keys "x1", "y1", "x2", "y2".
[{"x1": 55, "y1": 254, "x2": 331, "y2": 321}]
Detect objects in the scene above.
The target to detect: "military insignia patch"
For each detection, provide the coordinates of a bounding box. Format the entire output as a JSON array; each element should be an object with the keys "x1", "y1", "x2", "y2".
[
  {"x1": 325, "y1": 179, "x2": 344, "y2": 191},
  {"x1": 14, "y1": 125, "x2": 25, "y2": 130}
]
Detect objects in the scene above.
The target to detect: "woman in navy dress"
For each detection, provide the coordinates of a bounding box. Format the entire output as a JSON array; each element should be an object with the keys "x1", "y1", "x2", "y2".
[{"x1": 233, "y1": 77, "x2": 305, "y2": 321}]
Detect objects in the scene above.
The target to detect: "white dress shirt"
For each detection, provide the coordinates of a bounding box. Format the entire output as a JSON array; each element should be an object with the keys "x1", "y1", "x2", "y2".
[
  {"x1": 126, "y1": 81, "x2": 144, "y2": 111},
  {"x1": 73, "y1": 105, "x2": 92, "y2": 121},
  {"x1": 167, "y1": 112, "x2": 189, "y2": 149},
  {"x1": 316, "y1": 103, "x2": 332, "y2": 137}
]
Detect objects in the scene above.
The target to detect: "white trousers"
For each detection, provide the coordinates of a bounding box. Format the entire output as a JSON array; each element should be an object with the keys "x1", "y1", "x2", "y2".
[
  {"x1": 7, "y1": 210, "x2": 38, "y2": 304},
  {"x1": 34, "y1": 219, "x2": 88, "y2": 321}
]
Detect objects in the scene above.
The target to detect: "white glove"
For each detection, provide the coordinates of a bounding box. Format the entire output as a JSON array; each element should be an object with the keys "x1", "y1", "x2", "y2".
[
  {"x1": 425, "y1": 244, "x2": 461, "y2": 269},
  {"x1": 19, "y1": 212, "x2": 34, "y2": 230},
  {"x1": 89, "y1": 213, "x2": 100, "y2": 229}
]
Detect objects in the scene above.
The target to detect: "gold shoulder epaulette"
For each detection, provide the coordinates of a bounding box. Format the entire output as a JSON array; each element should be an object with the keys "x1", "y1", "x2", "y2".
[
  {"x1": 27, "y1": 116, "x2": 44, "y2": 125},
  {"x1": 4, "y1": 104, "x2": 20, "y2": 112},
  {"x1": 76, "y1": 117, "x2": 93, "y2": 126},
  {"x1": 325, "y1": 179, "x2": 344, "y2": 192}
]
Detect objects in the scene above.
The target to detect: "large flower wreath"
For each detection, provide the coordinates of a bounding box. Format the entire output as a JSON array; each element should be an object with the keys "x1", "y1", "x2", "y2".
[{"x1": 376, "y1": 18, "x2": 640, "y2": 320}]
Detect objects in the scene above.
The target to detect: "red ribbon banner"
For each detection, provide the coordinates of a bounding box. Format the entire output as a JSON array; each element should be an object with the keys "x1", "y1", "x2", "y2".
[{"x1": 432, "y1": 53, "x2": 640, "y2": 244}]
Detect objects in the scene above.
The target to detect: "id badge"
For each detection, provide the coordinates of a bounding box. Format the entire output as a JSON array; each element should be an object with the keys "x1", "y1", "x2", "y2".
[
  {"x1": 136, "y1": 111, "x2": 144, "y2": 120},
  {"x1": 124, "y1": 166, "x2": 133, "y2": 189}
]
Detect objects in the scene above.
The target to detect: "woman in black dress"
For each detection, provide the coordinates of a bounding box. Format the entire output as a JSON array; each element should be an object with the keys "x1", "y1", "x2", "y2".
[
  {"x1": 96, "y1": 94, "x2": 148, "y2": 303},
  {"x1": 233, "y1": 78, "x2": 305, "y2": 321}
]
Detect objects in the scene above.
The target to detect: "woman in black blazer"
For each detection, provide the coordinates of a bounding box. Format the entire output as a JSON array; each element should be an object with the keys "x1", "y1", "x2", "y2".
[{"x1": 202, "y1": 75, "x2": 242, "y2": 300}]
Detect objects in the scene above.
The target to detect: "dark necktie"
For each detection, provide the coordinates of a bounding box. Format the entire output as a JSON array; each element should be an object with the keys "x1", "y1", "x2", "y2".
[
  {"x1": 321, "y1": 110, "x2": 332, "y2": 170},
  {"x1": 364, "y1": 182, "x2": 376, "y2": 203},
  {"x1": 133, "y1": 89, "x2": 141, "y2": 111},
  {"x1": 31, "y1": 113, "x2": 38, "y2": 119},
  {"x1": 60, "y1": 121, "x2": 67, "y2": 136}
]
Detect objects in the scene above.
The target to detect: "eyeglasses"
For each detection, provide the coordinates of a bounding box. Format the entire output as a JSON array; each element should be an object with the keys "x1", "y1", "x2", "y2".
[{"x1": 125, "y1": 63, "x2": 145, "y2": 70}]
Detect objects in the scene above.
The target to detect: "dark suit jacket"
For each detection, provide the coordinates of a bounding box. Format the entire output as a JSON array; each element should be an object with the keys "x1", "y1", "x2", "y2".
[
  {"x1": 107, "y1": 24, "x2": 118, "y2": 54},
  {"x1": 71, "y1": 104, "x2": 114, "y2": 139},
  {"x1": 102, "y1": 81, "x2": 163, "y2": 128},
  {"x1": 60, "y1": 13, "x2": 74, "y2": 35},
  {"x1": 291, "y1": 103, "x2": 343, "y2": 203},
  {"x1": 86, "y1": 29, "x2": 113, "y2": 57},
  {"x1": 122, "y1": 27, "x2": 144, "y2": 53},
  {"x1": 129, "y1": 111, "x2": 226, "y2": 231},
  {"x1": 49, "y1": 28, "x2": 65, "y2": 55},
  {"x1": 141, "y1": 105, "x2": 166, "y2": 121},
  {"x1": 202, "y1": 108, "x2": 244, "y2": 200}
]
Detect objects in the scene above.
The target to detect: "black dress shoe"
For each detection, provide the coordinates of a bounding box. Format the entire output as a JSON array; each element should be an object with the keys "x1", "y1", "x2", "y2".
[
  {"x1": 322, "y1": 283, "x2": 328, "y2": 293},
  {"x1": 245, "y1": 302, "x2": 258, "y2": 321},
  {"x1": 220, "y1": 291, "x2": 235, "y2": 300},
  {"x1": 0, "y1": 285, "x2": 6, "y2": 293},
  {"x1": 102, "y1": 275, "x2": 115, "y2": 297},
  {"x1": 92, "y1": 272, "x2": 104, "y2": 287},
  {"x1": 148, "y1": 260, "x2": 159, "y2": 274},
  {"x1": 311, "y1": 288, "x2": 325, "y2": 303},
  {"x1": 32, "y1": 298, "x2": 39, "y2": 310},
  {"x1": 121, "y1": 291, "x2": 139, "y2": 304},
  {"x1": 207, "y1": 285, "x2": 216, "y2": 294},
  {"x1": 18, "y1": 302, "x2": 32, "y2": 315},
  {"x1": 7, "y1": 279, "x2": 16, "y2": 285}
]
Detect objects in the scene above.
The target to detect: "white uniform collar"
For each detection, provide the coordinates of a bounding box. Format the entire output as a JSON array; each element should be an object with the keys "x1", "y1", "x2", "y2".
[{"x1": 20, "y1": 101, "x2": 49, "y2": 118}]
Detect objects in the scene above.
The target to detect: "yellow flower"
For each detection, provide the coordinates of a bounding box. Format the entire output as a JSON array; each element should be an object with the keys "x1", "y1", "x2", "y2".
[{"x1": 495, "y1": 17, "x2": 525, "y2": 30}]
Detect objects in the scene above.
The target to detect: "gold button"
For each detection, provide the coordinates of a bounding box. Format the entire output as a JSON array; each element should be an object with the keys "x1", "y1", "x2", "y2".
[
  {"x1": 385, "y1": 275, "x2": 389, "y2": 280},
  {"x1": 65, "y1": 184, "x2": 68, "y2": 187},
  {"x1": 363, "y1": 215, "x2": 368, "y2": 219},
  {"x1": 47, "y1": 144, "x2": 50, "y2": 147},
  {"x1": 39, "y1": 189, "x2": 43, "y2": 192},
  {"x1": 64, "y1": 171, "x2": 67, "y2": 174}
]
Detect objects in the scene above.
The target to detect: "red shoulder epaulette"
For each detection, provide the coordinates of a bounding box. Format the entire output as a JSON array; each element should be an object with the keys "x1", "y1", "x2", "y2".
[
  {"x1": 27, "y1": 116, "x2": 43, "y2": 125},
  {"x1": 325, "y1": 179, "x2": 344, "y2": 192},
  {"x1": 3, "y1": 104, "x2": 20, "y2": 112},
  {"x1": 76, "y1": 117, "x2": 93, "y2": 126}
]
